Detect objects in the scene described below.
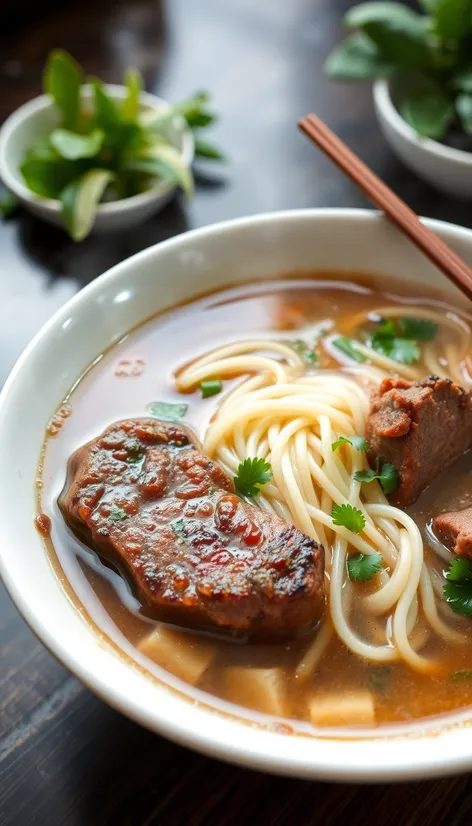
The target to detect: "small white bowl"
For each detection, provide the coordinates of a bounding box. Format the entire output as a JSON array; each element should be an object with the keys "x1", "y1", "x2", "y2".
[
  {"x1": 0, "y1": 84, "x2": 194, "y2": 234},
  {"x1": 374, "y1": 78, "x2": 472, "y2": 200},
  {"x1": 2, "y1": 209, "x2": 472, "y2": 782}
]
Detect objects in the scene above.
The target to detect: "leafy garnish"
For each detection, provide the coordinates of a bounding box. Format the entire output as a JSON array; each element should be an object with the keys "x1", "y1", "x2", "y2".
[
  {"x1": 332, "y1": 435, "x2": 370, "y2": 452},
  {"x1": 126, "y1": 439, "x2": 143, "y2": 462},
  {"x1": 370, "y1": 320, "x2": 420, "y2": 365},
  {"x1": 398, "y1": 317, "x2": 438, "y2": 341},
  {"x1": 234, "y1": 458, "x2": 272, "y2": 498},
  {"x1": 60, "y1": 169, "x2": 116, "y2": 242},
  {"x1": 121, "y1": 67, "x2": 143, "y2": 122},
  {"x1": 347, "y1": 551, "x2": 383, "y2": 581},
  {"x1": 125, "y1": 143, "x2": 194, "y2": 199},
  {"x1": 0, "y1": 190, "x2": 19, "y2": 219},
  {"x1": 148, "y1": 401, "x2": 188, "y2": 422},
  {"x1": 444, "y1": 558, "x2": 472, "y2": 616},
  {"x1": 43, "y1": 49, "x2": 82, "y2": 131},
  {"x1": 108, "y1": 505, "x2": 129, "y2": 523},
  {"x1": 171, "y1": 518, "x2": 188, "y2": 542},
  {"x1": 450, "y1": 670, "x2": 472, "y2": 682},
  {"x1": 21, "y1": 50, "x2": 224, "y2": 239},
  {"x1": 332, "y1": 336, "x2": 366, "y2": 363},
  {"x1": 290, "y1": 339, "x2": 319, "y2": 367},
  {"x1": 50, "y1": 127, "x2": 105, "y2": 160},
  {"x1": 331, "y1": 503, "x2": 366, "y2": 534},
  {"x1": 200, "y1": 380, "x2": 223, "y2": 398},
  {"x1": 354, "y1": 459, "x2": 399, "y2": 495},
  {"x1": 400, "y1": 87, "x2": 454, "y2": 141},
  {"x1": 324, "y1": 0, "x2": 472, "y2": 143}
]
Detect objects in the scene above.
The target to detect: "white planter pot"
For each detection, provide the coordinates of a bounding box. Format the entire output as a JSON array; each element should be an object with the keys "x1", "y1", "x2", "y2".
[{"x1": 374, "y1": 78, "x2": 472, "y2": 200}]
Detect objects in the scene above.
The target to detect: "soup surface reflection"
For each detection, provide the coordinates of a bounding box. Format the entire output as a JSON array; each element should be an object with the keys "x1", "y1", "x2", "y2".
[{"x1": 39, "y1": 276, "x2": 472, "y2": 729}]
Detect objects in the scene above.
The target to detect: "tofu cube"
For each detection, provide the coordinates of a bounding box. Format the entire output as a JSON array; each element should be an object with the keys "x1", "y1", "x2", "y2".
[
  {"x1": 309, "y1": 690, "x2": 376, "y2": 727},
  {"x1": 223, "y1": 666, "x2": 286, "y2": 716},
  {"x1": 138, "y1": 625, "x2": 214, "y2": 685}
]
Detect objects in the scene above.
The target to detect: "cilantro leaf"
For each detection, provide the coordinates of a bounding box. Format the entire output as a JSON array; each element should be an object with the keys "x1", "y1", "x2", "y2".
[
  {"x1": 290, "y1": 339, "x2": 319, "y2": 367},
  {"x1": 171, "y1": 518, "x2": 188, "y2": 542},
  {"x1": 200, "y1": 379, "x2": 222, "y2": 398},
  {"x1": 450, "y1": 670, "x2": 472, "y2": 682},
  {"x1": 446, "y1": 557, "x2": 472, "y2": 581},
  {"x1": 398, "y1": 317, "x2": 437, "y2": 341},
  {"x1": 332, "y1": 435, "x2": 370, "y2": 452},
  {"x1": 354, "y1": 460, "x2": 399, "y2": 495},
  {"x1": 377, "y1": 462, "x2": 399, "y2": 494},
  {"x1": 370, "y1": 320, "x2": 421, "y2": 365},
  {"x1": 443, "y1": 558, "x2": 472, "y2": 616},
  {"x1": 332, "y1": 336, "x2": 366, "y2": 363},
  {"x1": 148, "y1": 401, "x2": 188, "y2": 422},
  {"x1": 125, "y1": 439, "x2": 143, "y2": 463},
  {"x1": 354, "y1": 469, "x2": 379, "y2": 483},
  {"x1": 331, "y1": 503, "x2": 366, "y2": 533},
  {"x1": 388, "y1": 338, "x2": 420, "y2": 365},
  {"x1": 347, "y1": 551, "x2": 383, "y2": 582},
  {"x1": 108, "y1": 505, "x2": 128, "y2": 523},
  {"x1": 234, "y1": 458, "x2": 272, "y2": 497}
]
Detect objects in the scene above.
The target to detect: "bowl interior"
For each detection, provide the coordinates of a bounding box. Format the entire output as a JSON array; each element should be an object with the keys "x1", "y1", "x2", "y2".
[{"x1": 1, "y1": 209, "x2": 472, "y2": 782}]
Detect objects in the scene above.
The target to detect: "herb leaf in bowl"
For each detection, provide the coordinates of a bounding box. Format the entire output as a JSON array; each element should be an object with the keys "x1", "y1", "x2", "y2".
[{"x1": 18, "y1": 50, "x2": 224, "y2": 240}]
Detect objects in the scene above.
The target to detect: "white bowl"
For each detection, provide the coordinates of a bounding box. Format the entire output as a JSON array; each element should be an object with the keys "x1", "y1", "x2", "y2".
[
  {"x1": 0, "y1": 85, "x2": 194, "y2": 234},
  {"x1": 374, "y1": 78, "x2": 472, "y2": 200},
  {"x1": 1, "y1": 208, "x2": 472, "y2": 782}
]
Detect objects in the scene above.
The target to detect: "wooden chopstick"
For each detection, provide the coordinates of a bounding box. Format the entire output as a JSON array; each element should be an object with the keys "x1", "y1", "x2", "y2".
[{"x1": 299, "y1": 113, "x2": 472, "y2": 302}]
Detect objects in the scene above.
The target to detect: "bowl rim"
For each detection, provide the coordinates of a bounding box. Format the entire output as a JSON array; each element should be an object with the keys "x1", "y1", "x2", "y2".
[
  {"x1": 0, "y1": 83, "x2": 195, "y2": 214},
  {"x1": 374, "y1": 77, "x2": 472, "y2": 166},
  {"x1": 3, "y1": 207, "x2": 472, "y2": 782}
]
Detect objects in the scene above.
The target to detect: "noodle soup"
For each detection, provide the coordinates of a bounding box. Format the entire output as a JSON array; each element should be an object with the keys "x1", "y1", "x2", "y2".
[{"x1": 39, "y1": 275, "x2": 472, "y2": 729}]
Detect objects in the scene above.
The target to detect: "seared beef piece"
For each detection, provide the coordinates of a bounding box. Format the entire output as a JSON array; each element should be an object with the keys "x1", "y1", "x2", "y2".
[
  {"x1": 59, "y1": 419, "x2": 324, "y2": 635},
  {"x1": 365, "y1": 376, "x2": 472, "y2": 506},
  {"x1": 433, "y1": 507, "x2": 472, "y2": 559}
]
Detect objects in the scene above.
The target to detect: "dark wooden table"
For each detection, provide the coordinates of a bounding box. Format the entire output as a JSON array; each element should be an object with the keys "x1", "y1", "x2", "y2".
[{"x1": 1, "y1": 1, "x2": 472, "y2": 823}]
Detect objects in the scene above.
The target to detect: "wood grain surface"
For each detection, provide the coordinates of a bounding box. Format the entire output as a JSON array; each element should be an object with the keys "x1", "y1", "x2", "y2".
[{"x1": 1, "y1": 1, "x2": 472, "y2": 824}]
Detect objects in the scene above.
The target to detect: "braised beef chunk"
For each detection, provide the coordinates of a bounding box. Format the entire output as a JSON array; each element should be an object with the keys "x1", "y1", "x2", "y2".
[
  {"x1": 433, "y1": 507, "x2": 472, "y2": 559},
  {"x1": 365, "y1": 376, "x2": 472, "y2": 506},
  {"x1": 59, "y1": 419, "x2": 324, "y2": 635}
]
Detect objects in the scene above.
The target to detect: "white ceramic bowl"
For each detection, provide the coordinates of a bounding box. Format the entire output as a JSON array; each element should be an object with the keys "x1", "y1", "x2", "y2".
[
  {"x1": 374, "y1": 78, "x2": 472, "y2": 200},
  {"x1": 0, "y1": 85, "x2": 194, "y2": 233},
  {"x1": 1, "y1": 208, "x2": 472, "y2": 782}
]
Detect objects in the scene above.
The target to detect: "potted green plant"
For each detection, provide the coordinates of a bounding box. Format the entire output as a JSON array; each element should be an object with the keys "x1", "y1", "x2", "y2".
[
  {"x1": 0, "y1": 51, "x2": 224, "y2": 239},
  {"x1": 325, "y1": 1, "x2": 472, "y2": 199}
]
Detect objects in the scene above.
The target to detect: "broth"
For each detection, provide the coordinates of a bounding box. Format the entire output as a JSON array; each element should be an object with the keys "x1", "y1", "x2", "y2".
[{"x1": 39, "y1": 275, "x2": 472, "y2": 729}]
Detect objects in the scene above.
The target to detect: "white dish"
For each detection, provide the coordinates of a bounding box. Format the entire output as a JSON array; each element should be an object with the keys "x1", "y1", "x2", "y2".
[
  {"x1": 1, "y1": 208, "x2": 472, "y2": 782},
  {"x1": 374, "y1": 78, "x2": 472, "y2": 200},
  {"x1": 0, "y1": 84, "x2": 194, "y2": 233}
]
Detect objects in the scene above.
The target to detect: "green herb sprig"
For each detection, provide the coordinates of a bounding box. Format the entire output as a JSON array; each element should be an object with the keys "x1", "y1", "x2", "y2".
[
  {"x1": 355, "y1": 458, "x2": 399, "y2": 495},
  {"x1": 331, "y1": 503, "x2": 366, "y2": 534},
  {"x1": 332, "y1": 434, "x2": 370, "y2": 452},
  {"x1": 325, "y1": 2, "x2": 472, "y2": 142},
  {"x1": 234, "y1": 458, "x2": 272, "y2": 498},
  {"x1": 332, "y1": 336, "x2": 366, "y2": 363},
  {"x1": 444, "y1": 557, "x2": 472, "y2": 617},
  {"x1": 347, "y1": 551, "x2": 383, "y2": 581},
  {"x1": 17, "y1": 50, "x2": 224, "y2": 240},
  {"x1": 148, "y1": 401, "x2": 188, "y2": 422}
]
